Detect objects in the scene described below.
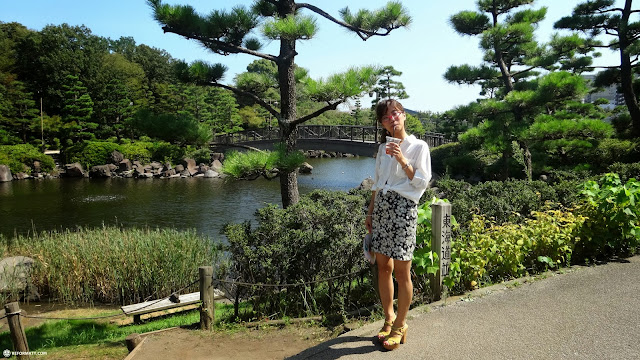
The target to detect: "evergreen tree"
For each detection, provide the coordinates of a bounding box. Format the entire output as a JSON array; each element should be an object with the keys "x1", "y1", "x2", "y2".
[
  {"x1": 372, "y1": 65, "x2": 409, "y2": 102},
  {"x1": 148, "y1": 0, "x2": 410, "y2": 207},
  {"x1": 61, "y1": 75, "x2": 95, "y2": 145},
  {"x1": 555, "y1": 0, "x2": 640, "y2": 137},
  {"x1": 444, "y1": 0, "x2": 593, "y2": 179}
]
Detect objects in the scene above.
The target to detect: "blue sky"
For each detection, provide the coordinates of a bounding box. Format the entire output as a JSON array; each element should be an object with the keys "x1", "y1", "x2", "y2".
[{"x1": 1, "y1": 0, "x2": 631, "y2": 113}]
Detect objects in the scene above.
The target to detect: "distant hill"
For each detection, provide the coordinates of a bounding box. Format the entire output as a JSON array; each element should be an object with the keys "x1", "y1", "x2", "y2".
[{"x1": 404, "y1": 108, "x2": 420, "y2": 116}]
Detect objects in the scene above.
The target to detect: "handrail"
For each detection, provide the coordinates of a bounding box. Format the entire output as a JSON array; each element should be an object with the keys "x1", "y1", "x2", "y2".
[{"x1": 212, "y1": 125, "x2": 451, "y2": 148}]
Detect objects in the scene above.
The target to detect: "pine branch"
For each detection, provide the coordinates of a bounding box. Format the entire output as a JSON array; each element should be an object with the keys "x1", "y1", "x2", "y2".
[
  {"x1": 161, "y1": 26, "x2": 278, "y2": 62},
  {"x1": 291, "y1": 101, "x2": 342, "y2": 126},
  {"x1": 296, "y1": 3, "x2": 392, "y2": 40},
  {"x1": 208, "y1": 82, "x2": 280, "y2": 120}
]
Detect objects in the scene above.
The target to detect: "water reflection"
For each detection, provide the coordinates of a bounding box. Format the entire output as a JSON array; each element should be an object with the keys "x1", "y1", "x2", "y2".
[{"x1": 0, "y1": 157, "x2": 375, "y2": 240}]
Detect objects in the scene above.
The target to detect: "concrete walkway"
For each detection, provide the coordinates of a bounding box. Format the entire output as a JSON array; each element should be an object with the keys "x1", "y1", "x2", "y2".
[{"x1": 289, "y1": 255, "x2": 640, "y2": 360}]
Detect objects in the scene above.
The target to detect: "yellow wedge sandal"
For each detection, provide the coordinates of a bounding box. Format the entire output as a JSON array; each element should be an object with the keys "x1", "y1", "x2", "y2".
[
  {"x1": 376, "y1": 318, "x2": 395, "y2": 342},
  {"x1": 382, "y1": 324, "x2": 408, "y2": 350}
]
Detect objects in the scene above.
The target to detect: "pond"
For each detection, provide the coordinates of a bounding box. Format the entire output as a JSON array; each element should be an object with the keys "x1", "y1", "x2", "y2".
[{"x1": 0, "y1": 157, "x2": 375, "y2": 240}]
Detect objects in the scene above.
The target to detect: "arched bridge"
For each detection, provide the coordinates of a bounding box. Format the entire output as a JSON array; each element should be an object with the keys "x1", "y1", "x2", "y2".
[{"x1": 211, "y1": 125, "x2": 450, "y2": 157}]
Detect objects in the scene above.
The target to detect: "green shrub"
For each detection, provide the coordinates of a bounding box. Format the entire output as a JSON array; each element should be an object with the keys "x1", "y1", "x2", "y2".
[
  {"x1": 430, "y1": 142, "x2": 461, "y2": 174},
  {"x1": 186, "y1": 147, "x2": 212, "y2": 165},
  {"x1": 223, "y1": 190, "x2": 372, "y2": 318},
  {"x1": 149, "y1": 142, "x2": 185, "y2": 164},
  {"x1": 120, "y1": 141, "x2": 154, "y2": 163},
  {"x1": 0, "y1": 144, "x2": 55, "y2": 174},
  {"x1": 592, "y1": 138, "x2": 639, "y2": 171},
  {"x1": 577, "y1": 173, "x2": 640, "y2": 258},
  {"x1": 436, "y1": 179, "x2": 558, "y2": 226},
  {"x1": 608, "y1": 162, "x2": 640, "y2": 183},
  {"x1": 66, "y1": 141, "x2": 123, "y2": 169}
]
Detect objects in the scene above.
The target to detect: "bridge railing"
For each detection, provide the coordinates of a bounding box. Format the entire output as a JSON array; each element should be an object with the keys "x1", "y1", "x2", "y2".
[{"x1": 213, "y1": 125, "x2": 451, "y2": 148}]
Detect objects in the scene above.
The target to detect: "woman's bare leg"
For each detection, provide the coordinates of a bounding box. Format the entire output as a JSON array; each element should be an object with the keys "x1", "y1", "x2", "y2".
[
  {"x1": 392, "y1": 259, "x2": 412, "y2": 328},
  {"x1": 376, "y1": 253, "x2": 395, "y2": 326}
]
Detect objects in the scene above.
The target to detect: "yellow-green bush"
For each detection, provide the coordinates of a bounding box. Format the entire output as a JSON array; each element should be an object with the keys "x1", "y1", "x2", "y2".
[{"x1": 444, "y1": 208, "x2": 585, "y2": 292}]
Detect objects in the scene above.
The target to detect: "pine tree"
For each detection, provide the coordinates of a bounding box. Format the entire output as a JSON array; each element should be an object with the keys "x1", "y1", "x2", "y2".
[
  {"x1": 555, "y1": 0, "x2": 640, "y2": 137},
  {"x1": 148, "y1": 0, "x2": 410, "y2": 207}
]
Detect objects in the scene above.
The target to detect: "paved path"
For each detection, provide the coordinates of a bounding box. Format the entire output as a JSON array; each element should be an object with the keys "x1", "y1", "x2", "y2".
[{"x1": 289, "y1": 255, "x2": 640, "y2": 360}]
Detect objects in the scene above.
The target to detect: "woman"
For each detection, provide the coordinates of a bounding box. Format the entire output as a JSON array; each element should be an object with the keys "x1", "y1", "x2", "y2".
[{"x1": 365, "y1": 99, "x2": 432, "y2": 351}]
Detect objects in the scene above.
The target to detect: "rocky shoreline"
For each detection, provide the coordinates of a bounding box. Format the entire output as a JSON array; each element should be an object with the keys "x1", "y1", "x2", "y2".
[{"x1": 0, "y1": 149, "x2": 359, "y2": 182}]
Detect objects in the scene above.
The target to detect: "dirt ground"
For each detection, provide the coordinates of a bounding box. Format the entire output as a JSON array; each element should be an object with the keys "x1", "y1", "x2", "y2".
[{"x1": 129, "y1": 325, "x2": 336, "y2": 360}]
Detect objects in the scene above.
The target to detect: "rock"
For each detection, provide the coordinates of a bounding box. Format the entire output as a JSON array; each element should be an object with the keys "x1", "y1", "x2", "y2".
[
  {"x1": 204, "y1": 170, "x2": 219, "y2": 178},
  {"x1": 0, "y1": 165, "x2": 13, "y2": 182},
  {"x1": 194, "y1": 173, "x2": 204, "y2": 178},
  {"x1": 90, "y1": 165, "x2": 112, "y2": 178},
  {"x1": 539, "y1": 174, "x2": 548, "y2": 182},
  {"x1": 33, "y1": 161, "x2": 41, "y2": 173},
  {"x1": 132, "y1": 160, "x2": 142, "y2": 167},
  {"x1": 358, "y1": 177, "x2": 374, "y2": 191},
  {"x1": 180, "y1": 170, "x2": 191, "y2": 177},
  {"x1": 136, "y1": 172, "x2": 154, "y2": 179},
  {"x1": 182, "y1": 158, "x2": 197, "y2": 176},
  {"x1": 122, "y1": 170, "x2": 134, "y2": 178},
  {"x1": 150, "y1": 162, "x2": 163, "y2": 170},
  {"x1": 174, "y1": 164, "x2": 185, "y2": 173},
  {"x1": 198, "y1": 165, "x2": 209, "y2": 174},
  {"x1": 119, "y1": 159, "x2": 132, "y2": 172},
  {"x1": 211, "y1": 160, "x2": 223, "y2": 172},
  {"x1": 64, "y1": 163, "x2": 85, "y2": 178},
  {"x1": 107, "y1": 164, "x2": 117, "y2": 172},
  {"x1": 0, "y1": 256, "x2": 38, "y2": 301},
  {"x1": 163, "y1": 169, "x2": 176, "y2": 177},
  {"x1": 299, "y1": 162, "x2": 313, "y2": 174},
  {"x1": 13, "y1": 172, "x2": 29, "y2": 180},
  {"x1": 110, "y1": 150, "x2": 124, "y2": 164},
  {"x1": 163, "y1": 162, "x2": 172, "y2": 171},
  {"x1": 211, "y1": 152, "x2": 224, "y2": 162}
]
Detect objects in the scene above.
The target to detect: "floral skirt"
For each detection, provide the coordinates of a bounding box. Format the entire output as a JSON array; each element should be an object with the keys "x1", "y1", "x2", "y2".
[{"x1": 371, "y1": 190, "x2": 417, "y2": 261}]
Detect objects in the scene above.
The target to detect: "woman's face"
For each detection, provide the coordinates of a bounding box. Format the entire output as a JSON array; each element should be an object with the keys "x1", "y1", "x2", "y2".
[{"x1": 380, "y1": 107, "x2": 405, "y2": 135}]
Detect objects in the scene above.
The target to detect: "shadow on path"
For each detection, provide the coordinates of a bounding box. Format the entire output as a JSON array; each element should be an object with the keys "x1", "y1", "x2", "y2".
[{"x1": 286, "y1": 335, "x2": 384, "y2": 360}]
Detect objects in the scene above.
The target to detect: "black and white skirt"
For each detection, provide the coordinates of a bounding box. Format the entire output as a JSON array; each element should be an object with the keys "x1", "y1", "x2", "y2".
[{"x1": 371, "y1": 190, "x2": 418, "y2": 261}]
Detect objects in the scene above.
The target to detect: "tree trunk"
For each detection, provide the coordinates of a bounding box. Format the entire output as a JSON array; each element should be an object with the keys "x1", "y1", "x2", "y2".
[
  {"x1": 277, "y1": 3, "x2": 300, "y2": 208},
  {"x1": 619, "y1": 0, "x2": 640, "y2": 137}
]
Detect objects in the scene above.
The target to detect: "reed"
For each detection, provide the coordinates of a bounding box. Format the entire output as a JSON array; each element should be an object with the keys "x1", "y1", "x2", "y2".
[{"x1": 0, "y1": 226, "x2": 219, "y2": 305}]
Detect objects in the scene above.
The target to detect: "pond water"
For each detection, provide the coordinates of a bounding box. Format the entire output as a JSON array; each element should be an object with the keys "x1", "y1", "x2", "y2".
[{"x1": 0, "y1": 157, "x2": 375, "y2": 240}]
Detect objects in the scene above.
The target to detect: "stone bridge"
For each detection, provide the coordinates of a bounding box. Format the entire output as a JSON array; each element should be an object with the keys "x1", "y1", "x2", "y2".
[{"x1": 210, "y1": 125, "x2": 450, "y2": 157}]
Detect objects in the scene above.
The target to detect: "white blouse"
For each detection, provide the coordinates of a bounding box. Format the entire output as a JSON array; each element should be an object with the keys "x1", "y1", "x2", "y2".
[{"x1": 370, "y1": 134, "x2": 432, "y2": 204}]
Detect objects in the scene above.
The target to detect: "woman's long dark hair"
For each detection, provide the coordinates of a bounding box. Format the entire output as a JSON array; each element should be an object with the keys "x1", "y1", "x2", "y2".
[{"x1": 375, "y1": 99, "x2": 405, "y2": 143}]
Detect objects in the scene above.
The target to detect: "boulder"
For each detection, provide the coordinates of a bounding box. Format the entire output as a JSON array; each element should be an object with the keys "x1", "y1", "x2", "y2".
[
  {"x1": 110, "y1": 150, "x2": 124, "y2": 164},
  {"x1": 64, "y1": 163, "x2": 85, "y2": 178},
  {"x1": 299, "y1": 162, "x2": 313, "y2": 174},
  {"x1": 90, "y1": 165, "x2": 112, "y2": 178},
  {"x1": 119, "y1": 159, "x2": 132, "y2": 172},
  {"x1": 163, "y1": 162, "x2": 172, "y2": 171},
  {"x1": 107, "y1": 164, "x2": 117, "y2": 172},
  {"x1": 136, "y1": 172, "x2": 154, "y2": 179},
  {"x1": 150, "y1": 161, "x2": 163, "y2": 170},
  {"x1": 210, "y1": 160, "x2": 223, "y2": 173},
  {"x1": 132, "y1": 160, "x2": 142, "y2": 167},
  {"x1": 198, "y1": 165, "x2": 209, "y2": 174},
  {"x1": 182, "y1": 158, "x2": 197, "y2": 176},
  {"x1": 0, "y1": 256, "x2": 38, "y2": 301},
  {"x1": 163, "y1": 169, "x2": 176, "y2": 177},
  {"x1": 33, "y1": 160, "x2": 41, "y2": 173},
  {"x1": 358, "y1": 177, "x2": 374, "y2": 191},
  {"x1": 211, "y1": 152, "x2": 224, "y2": 162},
  {"x1": 0, "y1": 165, "x2": 13, "y2": 182},
  {"x1": 204, "y1": 169, "x2": 219, "y2": 178},
  {"x1": 174, "y1": 164, "x2": 185, "y2": 173}
]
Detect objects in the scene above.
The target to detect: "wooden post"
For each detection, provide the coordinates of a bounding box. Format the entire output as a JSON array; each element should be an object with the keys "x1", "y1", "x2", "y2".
[
  {"x1": 199, "y1": 266, "x2": 214, "y2": 330},
  {"x1": 4, "y1": 302, "x2": 29, "y2": 359},
  {"x1": 430, "y1": 202, "x2": 453, "y2": 301},
  {"x1": 125, "y1": 333, "x2": 142, "y2": 352}
]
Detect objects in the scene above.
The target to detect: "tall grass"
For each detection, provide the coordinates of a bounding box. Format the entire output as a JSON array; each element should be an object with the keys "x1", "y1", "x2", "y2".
[{"x1": 0, "y1": 226, "x2": 219, "y2": 305}]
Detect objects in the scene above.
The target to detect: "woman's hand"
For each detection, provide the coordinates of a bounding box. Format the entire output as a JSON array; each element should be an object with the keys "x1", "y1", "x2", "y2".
[
  {"x1": 386, "y1": 142, "x2": 406, "y2": 163},
  {"x1": 365, "y1": 215, "x2": 372, "y2": 234}
]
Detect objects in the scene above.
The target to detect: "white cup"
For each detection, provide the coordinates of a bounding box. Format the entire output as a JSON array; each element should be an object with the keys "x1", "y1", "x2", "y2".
[{"x1": 385, "y1": 136, "x2": 401, "y2": 157}]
